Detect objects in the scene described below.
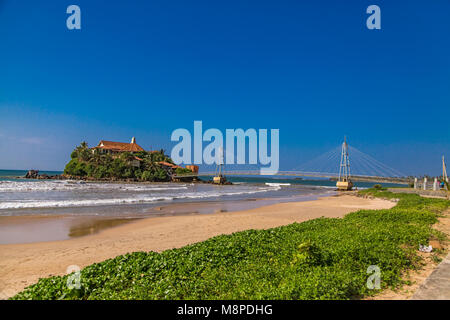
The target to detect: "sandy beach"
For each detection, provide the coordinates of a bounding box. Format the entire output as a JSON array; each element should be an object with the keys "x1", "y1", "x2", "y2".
[{"x1": 0, "y1": 194, "x2": 394, "y2": 298}]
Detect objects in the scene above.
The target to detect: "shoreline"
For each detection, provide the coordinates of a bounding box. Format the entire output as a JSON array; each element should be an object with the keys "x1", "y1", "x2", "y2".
[
  {"x1": 0, "y1": 191, "x2": 334, "y2": 244},
  {"x1": 0, "y1": 194, "x2": 394, "y2": 298}
]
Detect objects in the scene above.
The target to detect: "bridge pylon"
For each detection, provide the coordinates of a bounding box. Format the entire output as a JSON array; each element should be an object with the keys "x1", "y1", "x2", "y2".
[
  {"x1": 443, "y1": 155, "x2": 448, "y2": 190},
  {"x1": 213, "y1": 146, "x2": 227, "y2": 184},
  {"x1": 443, "y1": 156, "x2": 448, "y2": 182},
  {"x1": 336, "y1": 137, "x2": 354, "y2": 191}
]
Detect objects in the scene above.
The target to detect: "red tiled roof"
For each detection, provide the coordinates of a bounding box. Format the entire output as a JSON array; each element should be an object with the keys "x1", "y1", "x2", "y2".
[
  {"x1": 158, "y1": 161, "x2": 182, "y2": 169},
  {"x1": 94, "y1": 140, "x2": 144, "y2": 152}
]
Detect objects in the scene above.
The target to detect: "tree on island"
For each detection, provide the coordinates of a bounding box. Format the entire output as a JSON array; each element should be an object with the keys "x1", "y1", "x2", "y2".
[{"x1": 64, "y1": 142, "x2": 179, "y2": 182}]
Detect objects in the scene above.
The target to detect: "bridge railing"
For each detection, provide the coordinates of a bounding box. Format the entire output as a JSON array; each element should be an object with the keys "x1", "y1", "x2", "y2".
[{"x1": 172, "y1": 170, "x2": 412, "y2": 184}]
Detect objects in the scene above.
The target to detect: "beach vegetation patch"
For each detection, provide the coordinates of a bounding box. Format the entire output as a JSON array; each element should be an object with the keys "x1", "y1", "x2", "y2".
[{"x1": 11, "y1": 190, "x2": 449, "y2": 300}]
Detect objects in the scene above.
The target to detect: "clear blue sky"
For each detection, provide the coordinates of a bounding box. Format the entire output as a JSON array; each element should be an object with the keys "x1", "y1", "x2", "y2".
[{"x1": 0, "y1": 0, "x2": 449, "y2": 176}]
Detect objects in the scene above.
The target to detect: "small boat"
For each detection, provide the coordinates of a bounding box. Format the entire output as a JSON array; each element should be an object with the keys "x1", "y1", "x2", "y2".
[{"x1": 265, "y1": 182, "x2": 291, "y2": 187}]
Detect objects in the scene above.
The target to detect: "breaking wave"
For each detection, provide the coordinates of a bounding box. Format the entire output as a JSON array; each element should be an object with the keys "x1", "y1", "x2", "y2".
[
  {"x1": 0, "y1": 180, "x2": 280, "y2": 210},
  {"x1": 0, "y1": 180, "x2": 189, "y2": 192}
]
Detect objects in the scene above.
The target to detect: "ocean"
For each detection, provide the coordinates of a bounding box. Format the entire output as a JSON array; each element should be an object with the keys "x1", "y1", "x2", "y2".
[{"x1": 0, "y1": 169, "x2": 400, "y2": 217}]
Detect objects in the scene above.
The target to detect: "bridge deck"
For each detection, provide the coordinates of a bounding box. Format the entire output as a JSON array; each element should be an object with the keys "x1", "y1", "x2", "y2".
[{"x1": 173, "y1": 171, "x2": 411, "y2": 184}]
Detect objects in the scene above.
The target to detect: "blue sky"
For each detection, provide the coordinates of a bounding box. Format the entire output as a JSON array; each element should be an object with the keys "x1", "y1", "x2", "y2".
[{"x1": 0, "y1": 0, "x2": 449, "y2": 176}]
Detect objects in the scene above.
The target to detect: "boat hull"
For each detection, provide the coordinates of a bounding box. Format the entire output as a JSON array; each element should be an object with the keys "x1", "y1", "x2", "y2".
[{"x1": 336, "y1": 181, "x2": 353, "y2": 191}]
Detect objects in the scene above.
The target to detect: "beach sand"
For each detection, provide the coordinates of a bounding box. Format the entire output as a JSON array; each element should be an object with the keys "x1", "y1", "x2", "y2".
[
  {"x1": 367, "y1": 207, "x2": 450, "y2": 300},
  {"x1": 0, "y1": 194, "x2": 394, "y2": 298}
]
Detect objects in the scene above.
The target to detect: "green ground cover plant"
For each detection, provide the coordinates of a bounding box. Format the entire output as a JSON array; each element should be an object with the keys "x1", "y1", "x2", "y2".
[{"x1": 12, "y1": 189, "x2": 449, "y2": 300}]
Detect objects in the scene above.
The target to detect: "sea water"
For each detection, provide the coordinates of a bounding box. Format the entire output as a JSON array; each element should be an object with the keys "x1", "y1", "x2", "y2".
[
  {"x1": 0, "y1": 170, "x2": 401, "y2": 217},
  {"x1": 0, "y1": 170, "x2": 333, "y2": 217}
]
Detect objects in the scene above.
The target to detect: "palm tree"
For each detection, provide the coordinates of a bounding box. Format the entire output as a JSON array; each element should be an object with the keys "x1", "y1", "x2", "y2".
[
  {"x1": 89, "y1": 152, "x2": 105, "y2": 165},
  {"x1": 73, "y1": 141, "x2": 91, "y2": 161}
]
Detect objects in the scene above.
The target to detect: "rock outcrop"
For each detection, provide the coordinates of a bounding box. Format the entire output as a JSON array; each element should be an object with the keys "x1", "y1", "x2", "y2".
[
  {"x1": 24, "y1": 170, "x2": 66, "y2": 180},
  {"x1": 25, "y1": 170, "x2": 40, "y2": 179}
]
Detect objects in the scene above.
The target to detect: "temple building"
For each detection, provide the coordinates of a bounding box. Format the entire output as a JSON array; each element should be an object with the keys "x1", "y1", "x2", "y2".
[{"x1": 92, "y1": 137, "x2": 144, "y2": 154}]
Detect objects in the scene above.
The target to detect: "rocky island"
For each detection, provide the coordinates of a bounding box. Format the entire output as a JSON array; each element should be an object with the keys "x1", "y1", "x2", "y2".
[{"x1": 25, "y1": 137, "x2": 199, "y2": 182}]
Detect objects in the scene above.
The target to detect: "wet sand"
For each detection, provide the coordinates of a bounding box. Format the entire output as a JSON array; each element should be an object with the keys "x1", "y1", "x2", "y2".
[
  {"x1": 0, "y1": 194, "x2": 394, "y2": 299},
  {"x1": 0, "y1": 193, "x2": 324, "y2": 244},
  {"x1": 0, "y1": 216, "x2": 141, "y2": 244}
]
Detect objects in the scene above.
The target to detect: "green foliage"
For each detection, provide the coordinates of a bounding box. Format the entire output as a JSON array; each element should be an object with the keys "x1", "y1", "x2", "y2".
[
  {"x1": 65, "y1": 142, "x2": 176, "y2": 181},
  {"x1": 291, "y1": 241, "x2": 325, "y2": 267},
  {"x1": 141, "y1": 170, "x2": 154, "y2": 181},
  {"x1": 85, "y1": 164, "x2": 95, "y2": 177},
  {"x1": 154, "y1": 167, "x2": 168, "y2": 181},
  {"x1": 64, "y1": 159, "x2": 87, "y2": 176},
  {"x1": 359, "y1": 188, "x2": 449, "y2": 214},
  {"x1": 175, "y1": 167, "x2": 192, "y2": 175},
  {"x1": 71, "y1": 141, "x2": 91, "y2": 162},
  {"x1": 108, "y1": 158, "x2": 127, "y2": 178},
  {"x1": 12, "y1": 190, "x2": 450, "y2": 300},
  {"x1": 93, "y1": 165, "x2": 108, "y2": 179},
  {"x1": 64, "y1": 159, "x2": 78, "y2": 175}
]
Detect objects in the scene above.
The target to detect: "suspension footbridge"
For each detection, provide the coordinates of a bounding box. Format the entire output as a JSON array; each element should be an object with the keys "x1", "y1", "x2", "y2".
[{"x1": 173, "y1": 138, "x2": 414, "y2": 186}]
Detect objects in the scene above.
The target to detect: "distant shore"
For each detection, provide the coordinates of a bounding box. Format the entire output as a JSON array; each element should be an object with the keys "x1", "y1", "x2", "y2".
[{"x1": 0, "y1": 194, "x2": 394, "y2": 298}]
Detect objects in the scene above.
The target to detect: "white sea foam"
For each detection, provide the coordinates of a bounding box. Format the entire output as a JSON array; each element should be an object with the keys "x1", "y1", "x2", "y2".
[
  {"x1": 0, "y1": 183, "x2": 280, "y2": 209},
  {"x1": 0, "y1": 180, "x2": 189, "y2": 192},
  {"x1": 265, "y1": 182, "x2": 291, "y2": 187},
  {"x1": 0, "y1": 197, "x2": 174, "y2": 209}
]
